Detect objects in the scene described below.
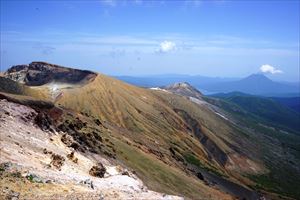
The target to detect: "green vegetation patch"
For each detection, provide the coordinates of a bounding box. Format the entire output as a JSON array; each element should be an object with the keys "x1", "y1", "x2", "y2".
[{"x1": 113, "y1": 139, "x2": 213, "y2": 199}]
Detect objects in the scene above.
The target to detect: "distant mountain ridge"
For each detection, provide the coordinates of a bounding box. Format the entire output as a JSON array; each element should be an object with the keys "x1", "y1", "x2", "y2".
[
  {"x1": 115, "y1": 75, "x2": 237, "y2": 90},
  {"x1": 115, "y1": 74, "x2": 299, "y2": 97},
  {"x1": 205, "y1": 74, "x2": 299, "y2": 95}
]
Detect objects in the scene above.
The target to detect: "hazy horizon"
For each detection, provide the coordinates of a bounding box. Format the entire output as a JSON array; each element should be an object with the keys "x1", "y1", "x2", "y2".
[{"x1": 1, "y1": 0, "x2": 299, "y2": 81}]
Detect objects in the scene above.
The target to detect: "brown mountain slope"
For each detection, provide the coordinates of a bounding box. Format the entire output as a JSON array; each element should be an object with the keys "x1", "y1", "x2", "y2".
[
  {"x1": 57, "y1": 73, "x2": 264, "y2": 170},
  {"x1": 2, "y1": 62, "x2": 269, "y2": 199}
]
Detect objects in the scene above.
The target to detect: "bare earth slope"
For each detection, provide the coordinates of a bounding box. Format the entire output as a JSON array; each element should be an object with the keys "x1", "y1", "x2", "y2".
[{"x1": 0, "y1": 98, "x2": 184, "y2": 200}]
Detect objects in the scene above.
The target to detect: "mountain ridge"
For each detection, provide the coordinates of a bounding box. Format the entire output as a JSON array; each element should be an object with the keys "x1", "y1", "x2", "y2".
[{"x1": 116, "y1": 73, "x2": 299, "y2": 96}]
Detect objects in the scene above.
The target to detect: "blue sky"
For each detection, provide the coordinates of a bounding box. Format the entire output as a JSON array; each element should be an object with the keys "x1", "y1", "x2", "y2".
[{"x1": 1, "y1": 0, "x2": 299, "y2": 81}]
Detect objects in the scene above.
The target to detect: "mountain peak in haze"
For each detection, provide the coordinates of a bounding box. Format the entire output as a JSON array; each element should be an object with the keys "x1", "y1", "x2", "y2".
[
  {"x1": 203, "y1": 73, "x2": 299, "y2": 95},
  {"x1": 243, "y1": 73, "x2": 272, "y2": 82}
]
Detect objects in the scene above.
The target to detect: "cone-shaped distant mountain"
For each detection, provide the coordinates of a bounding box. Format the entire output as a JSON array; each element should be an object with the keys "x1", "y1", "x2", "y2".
[
  {"x1": 204, "y1": 74, "x2": 299, "y2": 95},
  {"x1": 116, "y1": 73, "x2": 299, "y2": 96},
  {"x1": 1, "y1": 62, "x2": 300, "y2": 199}
]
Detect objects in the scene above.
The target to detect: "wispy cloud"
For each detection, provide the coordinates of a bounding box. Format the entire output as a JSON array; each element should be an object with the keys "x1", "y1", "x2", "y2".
[
  {"x1": 260, "y1": 64, "x2": 283, "y2": 74},
  {"x1": 32, "y1": 43, "x2": 56, "y2": 55},
  {"x1": 101, "y1": 0, "x2": 117, "y2": 7},
  {"x1": 2, "y1": 30, "x2": 298, "y2": 57},
  {"x1": 109, "y1": 48, "x2": 126, "y2": 59},
  {"x1": 156, "y1": 41, "x2": 176, "y2": 53},
  {"x1": 99, "y1": 0, "x2": 145, "y2": 7},
  {"x1": 186, "y1": 0, "x2": 203, "y2": 7}
]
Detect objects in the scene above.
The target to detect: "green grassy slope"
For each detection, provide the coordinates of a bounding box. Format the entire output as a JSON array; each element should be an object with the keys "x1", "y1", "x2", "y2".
[
  {"x1": 210, "y1": 93, "x2": 300, "y2": 133},
  {"x1": 205, "y1": 94, "x2": 300, "y2": 198}
]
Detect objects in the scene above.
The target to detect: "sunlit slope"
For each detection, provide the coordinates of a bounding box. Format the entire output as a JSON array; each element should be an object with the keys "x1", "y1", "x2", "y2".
[
  {"x1": 0, "y1": 77, "x2": 48, "y2": 100},
  {"x1": 2, "y1": 67, "x2": 272, "y2": 199},
  {"x1": 0, "y1": 83, "x2": 234, "y2": 199},
  {"x1": 0, "y1": 91, "x2": 233, "y2": 200},
  {"x1": 56, "y1": 74, "x2": 211, "y2": 163},
  {"x1": 58, "y1": 74, "x2": 181, "y2": 130},
  {"x1": 57, "y1": 74, "x2": 263, "y2": 174}
]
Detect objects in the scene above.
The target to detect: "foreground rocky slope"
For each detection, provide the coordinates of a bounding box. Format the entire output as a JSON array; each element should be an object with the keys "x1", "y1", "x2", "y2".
[
  {"x1": 1, "y1": 62, "x2": 299, "y2": 199},
  {"x1": 0, "y1": 98, "x2": 183, "y2": 200}
]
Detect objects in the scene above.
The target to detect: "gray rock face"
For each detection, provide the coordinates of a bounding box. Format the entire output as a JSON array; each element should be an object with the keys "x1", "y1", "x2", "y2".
[{"x1": 4, "y1": 62, "x2": 97, "y2": 86}]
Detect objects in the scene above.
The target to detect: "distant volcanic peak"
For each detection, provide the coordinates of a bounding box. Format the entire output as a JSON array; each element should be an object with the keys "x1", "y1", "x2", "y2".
[
  {"x1": 164, "y1": 82, "x2": 203, "y2": 98},
  {"x1": 174, "y1": 82, "x2": 192, "y2": 88},
  {"x1": 166, "y1": 82, "x2": 193, "y2": 89},
  {"x1": 243, "y1": 73, "x2": 271, "y2": 82},
  {"x1": 5, "y1": 62, "x2": 97, "y2": 86}
]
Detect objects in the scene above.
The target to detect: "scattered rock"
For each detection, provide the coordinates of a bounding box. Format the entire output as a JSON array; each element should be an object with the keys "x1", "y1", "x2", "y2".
[
  {"x1": 0, "y1": 162, "x2": 12, "y2": 172},
  {"x1": 73, "y1": 158, "x2": 78, "y2": 164},
  {"x1": 121, "y1": 170, "x2": 130, "y2": 176},
  {"x1": 61, "y1": 134, "x2": 80, "y2": 150},
  {"x1": 50, "y1": 154, "x2": 65, "y2": 170},
  {"x1": 45, "y1": 180, "x2": 52, "y2": 184},
  {"x1": 8, "y1": 190, "x2": 20, "y2": 200},
  {"x1": 67, "y1": 151, "x2": 75, "y2": 160},
  {"x1": 80, "y1": 179, "x2": 94, "y2": 189},
  {"x1": 1, "y1": 187, "x2": 20, "y2": 200},
  {"x1": 94, "y1": 118, "x2": 102, "y2": 126},
  {"x1": 34, "y1": 112, "x2": 53, "y2": 132},
  {"x1": 196, "y1": 172, "x2": 204, "y2": 180},
  {"x1": 89, "y1": 163, "x2": 106, "y2": 178},
  {"x1": 67, "y1": 151, "x2": 78, "y2": 163},
  {"x1": 26, "y1": 173, "x2": 43, "y2": 183},
  {"x1": 43, "y1": 148, "x2": 52, "y2": 154}
]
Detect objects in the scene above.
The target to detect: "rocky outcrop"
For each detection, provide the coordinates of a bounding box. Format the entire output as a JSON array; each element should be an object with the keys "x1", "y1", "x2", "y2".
[
  {"x1": 89, "y1": 163, "x2": 106, "y2": 178},
  {"x1": 50, "y1": 154, "x2": 65, "y2": 170},
  {"x1": 4, "y1": 62, "x2": 97, "y2": 86},
  {"x1": 163, "y1": 82, "x2": 203, "y2": 99}
]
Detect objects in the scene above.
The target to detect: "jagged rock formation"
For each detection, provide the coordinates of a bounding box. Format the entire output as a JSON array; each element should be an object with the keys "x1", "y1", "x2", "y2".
[{"x1": 4, "y1": 61, "x2": 97, "y2": 86}]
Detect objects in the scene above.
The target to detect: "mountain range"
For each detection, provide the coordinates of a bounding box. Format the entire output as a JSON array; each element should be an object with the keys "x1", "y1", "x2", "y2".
[
  {"x1": 116, "y1": 74, "x2": 299, "y2": 96},
  {"x1": 0, "y1": 62, "x2": 299, "y2": 200}
]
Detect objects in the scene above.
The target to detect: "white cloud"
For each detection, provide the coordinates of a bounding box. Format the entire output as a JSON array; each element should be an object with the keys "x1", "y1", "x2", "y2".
[
  {"x1": 156, "y1": 41, "x2": 176, "y2": 53},
  {"x1": 260, "y1": 64, "x2": 283, "y2": 74}
]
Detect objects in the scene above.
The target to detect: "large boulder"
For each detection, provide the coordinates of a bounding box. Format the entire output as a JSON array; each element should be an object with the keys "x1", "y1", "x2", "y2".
[{"x1": 89, "y1": 163, "x2": 106, "y2": 178}]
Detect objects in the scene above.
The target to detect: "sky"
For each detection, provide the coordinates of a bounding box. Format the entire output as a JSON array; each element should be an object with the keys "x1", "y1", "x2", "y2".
[{"x1": 1, "y1": 0, "x2": 299, "y2": 81}]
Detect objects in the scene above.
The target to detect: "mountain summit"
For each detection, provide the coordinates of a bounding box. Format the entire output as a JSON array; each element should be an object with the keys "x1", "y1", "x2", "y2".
[
  {"x1": 4, "y1": 62, "x2": 96, "y2": 86},
  {"x1": 242, "y1": 73, "x2": 271, "y2": 82},
  {"x1": 204, "y1": 73, "x2": 299, "y2": 95},
  {"x1": 163, "y1": 82, "x2": 203, "y2": 99}
]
